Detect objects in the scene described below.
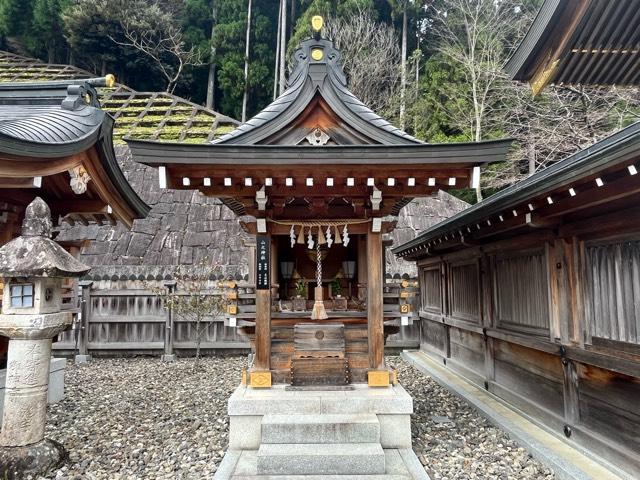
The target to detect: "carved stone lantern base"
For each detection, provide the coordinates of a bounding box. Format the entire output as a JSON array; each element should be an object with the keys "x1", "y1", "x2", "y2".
[{"x1": 0, "y1": 439, "x2": 66, "y2": 479}]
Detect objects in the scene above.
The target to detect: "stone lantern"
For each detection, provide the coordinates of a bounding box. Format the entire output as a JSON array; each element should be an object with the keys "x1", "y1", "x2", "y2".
[{"x1": 0, "y1": 197, "x2": 89, "y2": 477}]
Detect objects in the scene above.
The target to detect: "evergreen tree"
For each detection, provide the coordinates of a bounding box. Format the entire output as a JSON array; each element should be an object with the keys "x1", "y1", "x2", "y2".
[{"x1": 32, "y1": 0, "x2": 71, "y2": 62}]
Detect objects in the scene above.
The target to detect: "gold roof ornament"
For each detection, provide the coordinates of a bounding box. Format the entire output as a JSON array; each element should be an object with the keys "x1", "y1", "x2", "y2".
[
  {"x1": 311, "y1": 15, "x2": 324, "y2": 32},
  {"x1": 105, "y1": 73, "x2": 116, "y2": 88}
]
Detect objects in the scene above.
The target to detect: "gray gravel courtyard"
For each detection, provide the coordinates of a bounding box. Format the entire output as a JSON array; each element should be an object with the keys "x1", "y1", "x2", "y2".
[{"x1": 38, "y1": 355, "x2": 555, "y2": 480}]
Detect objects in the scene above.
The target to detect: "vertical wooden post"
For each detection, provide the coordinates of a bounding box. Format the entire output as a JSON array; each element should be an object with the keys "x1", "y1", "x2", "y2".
[
  {"x1": 255, "y1": 289, "x2": 271, "y2": 370},
  {"x1": 162, "y1": 280, "x2": 177, "y2": 362},
  {"x1": 357, "y1": 235, "x2": 368, "y2": 300},
  {"x1": 367, "y1": 231, "x2": 384, "y2": 371},
  {"x1": 252, "y1": 233, "x2": 272, "y2": 387},
  {"x1": 481, "y1": 255, "x2": 495, "y2": 388},
  {"x1": 76, "y1": 280, "x2": 92, "y2": 363},
  {"x1": 562, "y1": 357, "x2": 580, "y2": 425}
]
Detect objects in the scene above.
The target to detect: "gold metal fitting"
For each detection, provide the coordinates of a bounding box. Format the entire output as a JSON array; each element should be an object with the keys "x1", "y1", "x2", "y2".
[
  {"x1": 105, "y1": 74, "x2": 116, "y2": 88},
  {"x1": 311, "y1": 48, "x2": 324, "y2": 61},
  {"x1": 311, "y1": 15, "x2": 324, "y2": 32}
]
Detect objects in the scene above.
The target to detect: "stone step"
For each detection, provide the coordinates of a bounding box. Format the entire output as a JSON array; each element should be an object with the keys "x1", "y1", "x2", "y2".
[
  {"x1": 261, "y1": 414, "x2": 380, "y2": 444},
  {"x1": 257, "y1": 443, "x2": 386, "y2": 476},
  {"x1": 232, "y1": 475, "x2": 409, "y2": 479}
]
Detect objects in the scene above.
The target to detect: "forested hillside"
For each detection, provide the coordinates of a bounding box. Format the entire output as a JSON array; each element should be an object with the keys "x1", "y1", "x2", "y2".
[{"x1": 1, "y1": 0, "x2": 638, "y2": 200}]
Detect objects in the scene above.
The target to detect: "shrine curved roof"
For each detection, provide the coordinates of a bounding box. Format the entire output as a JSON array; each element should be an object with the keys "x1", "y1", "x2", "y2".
[
  {"x1": 0, "y1": 104, "x2": 104, "y2": 157},
  {"x1": 0, "y1": 79, "x2": 149, "y2": 223},
  {"x1": 213, "y1": 38, "x2": 420, "y2": 146}
]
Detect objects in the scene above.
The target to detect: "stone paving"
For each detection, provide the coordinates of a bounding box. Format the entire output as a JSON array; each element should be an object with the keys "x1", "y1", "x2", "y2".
[{"x1": 34, "y1": 355, "x2": 555, "y2": 479}]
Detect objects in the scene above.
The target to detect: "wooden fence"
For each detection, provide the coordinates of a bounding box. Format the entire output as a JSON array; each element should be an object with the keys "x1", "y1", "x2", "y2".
[{"x1": 53, "y1": 279, "x2": 421, "y2": 357}]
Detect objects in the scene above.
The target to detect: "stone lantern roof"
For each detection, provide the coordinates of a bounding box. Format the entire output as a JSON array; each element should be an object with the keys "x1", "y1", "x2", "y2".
[{"x1": 0, "y1": 197, "x2": 90, "y2": 278}]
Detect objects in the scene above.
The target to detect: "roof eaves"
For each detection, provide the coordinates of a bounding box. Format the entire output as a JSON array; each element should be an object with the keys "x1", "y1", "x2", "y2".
[
  {"x1": 504, "y1": 0, "x2": 565, "y2": 80},
  {"x1": 393, "y1": 121, "x2": 640, "y2": 256}
]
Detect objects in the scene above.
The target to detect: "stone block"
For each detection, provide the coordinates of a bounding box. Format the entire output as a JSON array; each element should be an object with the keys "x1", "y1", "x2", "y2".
[
  {"x1": 261, "y1": 414, "x2": 380, "y2": 444},
  {"x1": 228, "y1": 385, "x2": 413, "y2": 416},
  {"x1": 256, "y1": 443, "x2": 385, "y2": 475},
  {"x1": 47, "y1": 358, "x2": 66, "y2": 404},
  {"x1": 74, "y1": 354, "x2": 91, "y2": 364},
  {"x1": 378, "y1": 414, "x2": 412, "y2": 449},
  {"x1": 229, "y1": 416, "x2": 262, "y2": 450}
]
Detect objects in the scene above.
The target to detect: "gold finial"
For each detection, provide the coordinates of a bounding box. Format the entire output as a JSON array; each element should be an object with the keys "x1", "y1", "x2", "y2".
[
  {"x1": 105, "y1": 74, "x2": 116, "y2": 88},
  {"x1": 311, "y1": 15, "x2": 324, "y2": 32}
]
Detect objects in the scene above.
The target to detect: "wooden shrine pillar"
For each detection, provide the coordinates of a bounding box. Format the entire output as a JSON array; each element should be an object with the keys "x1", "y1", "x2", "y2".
[
  {"x1": 367, "y1": 230, "x2": 384, "y2": 371},
  {"x1": 252, "y1": 233, "x2": 272, "y2": 388},
  {"x1": 357, "y1": 235, "x2": 368, "y2": 300}
]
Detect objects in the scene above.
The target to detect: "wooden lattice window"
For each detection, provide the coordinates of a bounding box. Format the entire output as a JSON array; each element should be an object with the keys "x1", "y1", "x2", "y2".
[
  {"x1": 585, "y1": 240, "x2": 640, "y2": 347},
  {"x1": 448, "y1": 260, "x2": 480, "y2": 323},
  {"x1": 420, "y1": 265, "x2": 442, "y2": 313},
  {"x1": 492, "y1": 250, "x2": 549, "y2": 334}
]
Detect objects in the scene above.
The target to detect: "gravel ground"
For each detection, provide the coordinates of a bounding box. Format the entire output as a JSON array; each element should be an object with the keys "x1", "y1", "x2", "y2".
[
  {"x1": 36, "y1": 355, "x2": 555, "y2": 480},
  {"x1": 42, "y1": 356, "x2": 246, "y2": 480},
  {"x1": 392, "y1": 357, "x2": 555, "y2": 480}
]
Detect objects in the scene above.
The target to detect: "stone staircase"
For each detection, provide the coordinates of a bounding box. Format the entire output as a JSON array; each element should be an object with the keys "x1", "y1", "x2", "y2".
[{"x1": 230, "y1": 413, "x2": 414, "y2": 479}]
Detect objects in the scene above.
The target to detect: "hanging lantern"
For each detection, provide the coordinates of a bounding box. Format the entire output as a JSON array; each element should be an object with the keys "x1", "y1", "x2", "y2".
[
  {"x1": 297, "y1": 225, "x2": 305, "y2": 244},
  {"x1": 307, "y1": 227, "x2": 315, "y2": 250},
  {"x1": 318, "y1": 225, "x2": 327, "y2": 245},
  {"x1": 326, "y1": 226, "x2": 333, "y2": 248},
  {"x1": 290, "y1": 225, "x2": 296, "y2": 248},
  {"x1": 343, "y1": 224, "x2": 350, "y2": 247},
  {"x1": 334, "y1": 225, "x2": 342, "y2": 244}
]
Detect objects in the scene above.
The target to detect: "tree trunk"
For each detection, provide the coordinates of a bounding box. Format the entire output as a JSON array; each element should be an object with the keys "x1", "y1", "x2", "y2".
[
  {"x1": 206, "y1": 2, "x2": 217, "y2": 110},
  {"x1": 273, "y1": 0, "x2": 282, "y2": 100},
  {"x1": 289, "y1": 0, "x2": 296, "y2": 38},
  {"x1": 279, "y1": 0, "x2": 287, "y2": 96},
  {"x1": 242, "y1": 0, "x2": 253, "y2": 123},
  {"x1": 399, "y1": 6, "x2": 407, "y2": 130}
]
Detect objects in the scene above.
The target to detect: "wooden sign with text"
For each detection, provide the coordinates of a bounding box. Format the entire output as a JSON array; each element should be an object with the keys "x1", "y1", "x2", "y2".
[{"x1": 256, "y1": 235, "x2": 270, "y2": 290}]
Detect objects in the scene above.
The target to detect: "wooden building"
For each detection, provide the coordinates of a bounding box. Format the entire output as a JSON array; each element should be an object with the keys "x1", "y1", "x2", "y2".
[
  {"x1": 0, "y1": 77, "x2": 149, "y2": 363},
  {"x1": 505, "y1": 0, "x2": 640, "y2": 94},
  {"x1": 394, "y1": 122, "x2": 640, "y2": 476},
  {"x1": 128, "y1": 26, "x2": 511, "y2": 387},
  {"x1": 396, "y1": 3, "x2": 640, "y2": 473}
]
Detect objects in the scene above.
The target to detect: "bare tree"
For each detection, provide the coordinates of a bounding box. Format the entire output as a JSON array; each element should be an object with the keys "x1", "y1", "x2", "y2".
[
  {"x1": 431, "y1": 0, "x2": 525, "y2": 200},
  {"x1": 326, "y1": 10, "x2": 406, "y2": 121},
  {"x1": 487, "y1": 82, "x2": 640, "y2": 188},
  {"x1": 151, "y1": 260, "x2": 227, "y2": 369},
  {"x1": 109, "y1": 1, "x2": 202, "y2": 93}
]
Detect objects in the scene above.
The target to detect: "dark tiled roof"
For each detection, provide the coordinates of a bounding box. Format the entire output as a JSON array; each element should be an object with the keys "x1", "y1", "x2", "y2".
[{"x1": 505, "y1": 0, "x2": 640, "y2": 91}]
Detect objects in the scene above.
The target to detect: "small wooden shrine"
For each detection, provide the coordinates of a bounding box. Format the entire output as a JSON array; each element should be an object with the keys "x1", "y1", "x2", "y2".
[{"x1": 128, "y1": 18, "x2": 511, "y2": 388}]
